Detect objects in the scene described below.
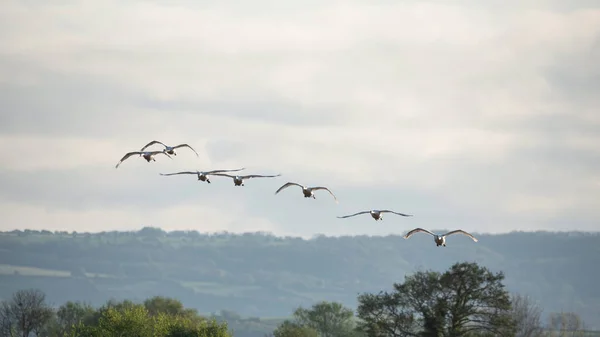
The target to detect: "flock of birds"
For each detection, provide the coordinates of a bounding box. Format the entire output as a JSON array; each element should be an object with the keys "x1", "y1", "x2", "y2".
[{"x1": 115, "y1": 140, "x2": 480, "y2": 247}]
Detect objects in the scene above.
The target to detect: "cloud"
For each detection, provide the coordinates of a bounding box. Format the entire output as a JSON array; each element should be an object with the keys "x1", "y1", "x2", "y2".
[{"x1": 0, "y1": 0, "x2": 599, "y2": 235}]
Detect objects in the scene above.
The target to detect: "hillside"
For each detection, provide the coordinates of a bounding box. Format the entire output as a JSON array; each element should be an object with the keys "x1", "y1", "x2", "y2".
[{"x1": 0, "y1": 228, "x2": 598, "y2": 330}]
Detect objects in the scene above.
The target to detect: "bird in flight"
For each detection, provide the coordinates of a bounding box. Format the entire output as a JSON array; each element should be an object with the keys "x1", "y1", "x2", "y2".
[
  {"x1": 140, "y1": 140, "x2": 199, "y2": 157},
  {"x1": 159, "y1": 168, "x2": 246, "y2": 183},
  {"x1": 275, "y1": 182, "x2": 338, "y2": 203},
  {"x1": 403, "y1": 228, "x2": 478, "y2": 247},
  {"x1": 337, "y1": 209, "x2": 412, "y2": 221},
  {"x1": 211, "y1": 173, "x2": 281, "y2": 186},
  {"x1": 115, "y1": 151, "x2": 172, "y2": 168}
]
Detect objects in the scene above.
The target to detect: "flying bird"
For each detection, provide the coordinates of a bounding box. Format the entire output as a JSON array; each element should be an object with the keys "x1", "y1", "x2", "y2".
[
  {"x1": 159, "y1": 168, "x2": 246, "y2": 183},
  {"x1": 115, "y1": 151, "x2": 172, "y2": 168},
  {"x1": 140, "y1": 140, "x2": 199, "y2": 157},
  {"x1": 337, "y1": 210, "x2": 412, "y2": 221},
  {"x1": 403, "y1": 228, "x2": 478, "y2": 247},
  {"x1": 274, "y1": 182, "x2": 338, "y2": 203},
  {"x1": 211, "y1": 173, "x2": 281, "y2": 186}
]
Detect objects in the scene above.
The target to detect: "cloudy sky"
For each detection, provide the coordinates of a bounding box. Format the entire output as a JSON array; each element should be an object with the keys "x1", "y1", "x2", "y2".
[{"x1": 0, "y1": 0, "x2": 598, "y2": 238}]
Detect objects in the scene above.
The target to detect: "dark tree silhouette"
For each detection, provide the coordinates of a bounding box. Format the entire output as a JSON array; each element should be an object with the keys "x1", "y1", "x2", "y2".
[{"x1": 357, "y1": 262, "x2": 515, "y2": 337}]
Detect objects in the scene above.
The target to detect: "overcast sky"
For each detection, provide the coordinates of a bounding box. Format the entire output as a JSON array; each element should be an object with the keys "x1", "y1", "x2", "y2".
[{"x1": 0, "y1": 0, "x2": 598, "y2": 238}]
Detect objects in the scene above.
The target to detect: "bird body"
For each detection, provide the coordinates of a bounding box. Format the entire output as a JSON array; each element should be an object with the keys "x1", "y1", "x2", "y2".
[
  {"x1": 337, "y1": 209, "x2": 412, "y2": 221},
  {"x1": 403, "y1": 228, "x2": 478, "y2": 247},
  {"x1": 140, "y1": 140, "x2": 199, "y2": 157},
  {"x1": 211, "y1": 173, "x2": 281, "y2": 186},
  {"x1": 159, "y1": 168, "x2": 246, "y2": 183},
  {"x1": 115, "y1": 151, "x2": 171, "y2": 168},
  {"x1": 275, "y1": 182, "x2": 338, "y2": 203}
]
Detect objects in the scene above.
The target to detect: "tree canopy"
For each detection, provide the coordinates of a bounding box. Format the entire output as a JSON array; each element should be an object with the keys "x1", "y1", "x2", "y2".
[{"x1": 356, "y1": 262, "x2": 514, "y2": 337}]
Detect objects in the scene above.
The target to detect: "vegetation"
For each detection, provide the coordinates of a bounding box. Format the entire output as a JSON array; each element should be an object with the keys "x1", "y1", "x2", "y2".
[
  {"x1": 0, "y1": 227, "x2": 598, "y2": 334},
  {"x1": 0, "y1": 290, "x2": 230, "y2": 337},
  {"x1": 0, "y1": 262, "x2": 598, "y2": 336}
]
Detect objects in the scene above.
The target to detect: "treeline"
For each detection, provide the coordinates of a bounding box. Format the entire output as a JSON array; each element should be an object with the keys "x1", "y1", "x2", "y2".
[
  {"x1": 0, "y1": 290, "x2": 230, "y2": 337},
  {"x1": 1, "y1": 262, "x2": 596, "y2": 337}
]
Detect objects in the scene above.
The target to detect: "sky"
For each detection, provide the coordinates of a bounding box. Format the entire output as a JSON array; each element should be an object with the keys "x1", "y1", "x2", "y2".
[{"x1": 0, "y1": 0, "x2": 599, "y2": 238}]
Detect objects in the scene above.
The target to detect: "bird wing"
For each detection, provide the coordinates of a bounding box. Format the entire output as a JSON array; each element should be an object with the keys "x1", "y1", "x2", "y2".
[
  {"x1": 380, "y1": 210, "x2": 413, "y2": 217},
  {"x1": 243, "y1": 174, "x2": 281, "y2": 179},
  {"x1": 173, "y1": 144, "x2": 199, "y2": 156},
  {"x1": 159, "y1": 171, "x2": 198, "y2": 176},
  {"x1": 336, "y1": 211, "x2": 370, "y2": 219},
  {"x1": 204, "y1": 168, "x2": 246, "y2": 174},
  {"x1": 210, "y1": 173, "x2": 236, "y2": 178},
  {"x1": 115, "y1": 151, "x2": 144, "y2": 168},
  {"x1": 275, "y1": 182, "x2": 304, "y2": 194},
  {"x1": 443, "y1": 230, "x2": 478, "y2": 242},
  {"x1": 403, "y1": 228, "x2": 436, "y2": 239},
  {"x1": 140, "y1": 140, "x2": 167, "y2": 151},
  {"x1": 311, "y1": 187, "x2": 338, "y2": 203}
]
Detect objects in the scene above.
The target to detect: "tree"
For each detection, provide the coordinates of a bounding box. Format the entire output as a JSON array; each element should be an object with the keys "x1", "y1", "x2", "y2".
[
  {"x1": 0, "y1": 289, "x2": 54, "y2": 337},
  {"x1": 510, "y1": 294, "x2": 543, "y2": 337},
  {"x1": 54, "y1": 301, "x2": 96, "y2": 336},
  {"x1": 547, "y1": 312, "x2": 586, "y2": 337},
  {"x1": 271, "y1": 320, "x2": 319, "y2": 337},
  {"x1": 356, "y1": 262, "x2": 515, "y2": 337},
  {"x1": 293, "y1": 301, "x2": 357, "y2": 337},
  {"x1": 144, "y1": 296, "x2": 198, "y2": 319}
]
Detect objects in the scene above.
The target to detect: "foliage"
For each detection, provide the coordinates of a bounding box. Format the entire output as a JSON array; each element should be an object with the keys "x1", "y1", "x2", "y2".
[
  {"x1": 291, "y1": 301, "x2": 362, "y2": 337},
  {"x1": 0, "y1": 289, "x2": 231, "y2": 337},
  {"x1": 356, "y1": 262, "x2": 515, "y2": 337},
  {"x1": 271, "y1": 320, "x2": 319, "y2": 337}
]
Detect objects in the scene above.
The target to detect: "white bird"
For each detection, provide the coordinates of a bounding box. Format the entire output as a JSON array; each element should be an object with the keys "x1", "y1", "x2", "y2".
[
  {"x1": 337, "y1": 209, "x2": 412, "y2": 221},
  {"x1": 159, "y1": 168, "x2": 246, "y2": 183},
  {"x1": 115, "y1": 151, "x2": 172, "y2": 168},
  {"x1": 403, "y1": 228, "x2": 478, "y2": 247},
  {"x1": 140, "y1": 140, "x2": 199, "y2": 157},
  {"x1": 274, "y1": 182, "x2": 338, "y2": 203},
  {"x1": 211, "y1": 173, "x2": 281, "y2": 186}
]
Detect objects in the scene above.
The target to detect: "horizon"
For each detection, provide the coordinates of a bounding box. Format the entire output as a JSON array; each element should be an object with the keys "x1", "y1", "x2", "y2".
[{"x1": 3, "y1": 226, "x2": 599, "y2": 240}]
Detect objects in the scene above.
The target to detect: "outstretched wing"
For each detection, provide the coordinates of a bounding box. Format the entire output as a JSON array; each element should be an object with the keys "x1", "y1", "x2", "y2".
[
  {"x1": 173, "y1": 144, "x2": 199, "y2": 157},
  {"x1": 115, "y1": 151, "x2": 143, "y2": 168},
  {"x1": 380, "y1": 210, "x2": 413, "y2": 217},
  {"x1": 443, "y1": 230, "x2": 478, "y2": 242},
  {"x1": 243, "y1": 174, "x2": 281, "y2": 179},
  {"x1": 140, "y1": 140, "x2": 167, "y2": 151},
  {"x1": 403, "y1": 228, "x2": 436, "y2": 239},
  {"x1": 311, "y1": 186, "x2": 338, "y2": 203},
  {"x1": 159, "y1": 171, "x2": 198, "y2": 176},
  {"x1": 210, "y1": 173, "x2": 236, "y2": 178},
  {"x1": 337, "y1": 211, "x2": 370, "y2": 219},
  {"x1": 275, "y1": 182, "x2": 304, "y2": 194},
  {"x1": 204, "y1": 168, "x2": 246, "y2": 174}
]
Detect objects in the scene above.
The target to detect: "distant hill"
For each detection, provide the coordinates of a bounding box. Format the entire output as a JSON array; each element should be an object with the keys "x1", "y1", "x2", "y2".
[{"x1": 0, "y1": 227, "x2": 598, "y2": 330}]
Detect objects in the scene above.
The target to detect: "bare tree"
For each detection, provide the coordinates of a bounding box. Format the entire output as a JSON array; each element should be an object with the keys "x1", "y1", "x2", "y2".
[
  {"x1": 548, "y1": 312, "x2": 585, "y2": 337},
  {"x1": 2, "y1": 289, "x2": 54, "y2": 337},
  {"x1": 510, "y1": 293, "x2": 543, "y2": 337},
  {"x1": 0, "y1": 301, "x2": 16, "y2": 337}
]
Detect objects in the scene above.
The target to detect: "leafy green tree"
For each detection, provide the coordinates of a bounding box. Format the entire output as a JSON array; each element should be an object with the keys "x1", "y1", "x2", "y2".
[
  {"x1": 54, "y1": 301, "x2": 96, "y2": 335},
  {"x1": 293, "y1": 301, "x2": 358, "y2": 337},
  {"x1": 272, "y1": 320, "x2": 318, "y2": 337},
  {"x1": 144, "y1": 296, "x2": 199, "y2": 319},
  {"x1": 357, "y1": 262, "x2": 515, "y2": 337}
]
